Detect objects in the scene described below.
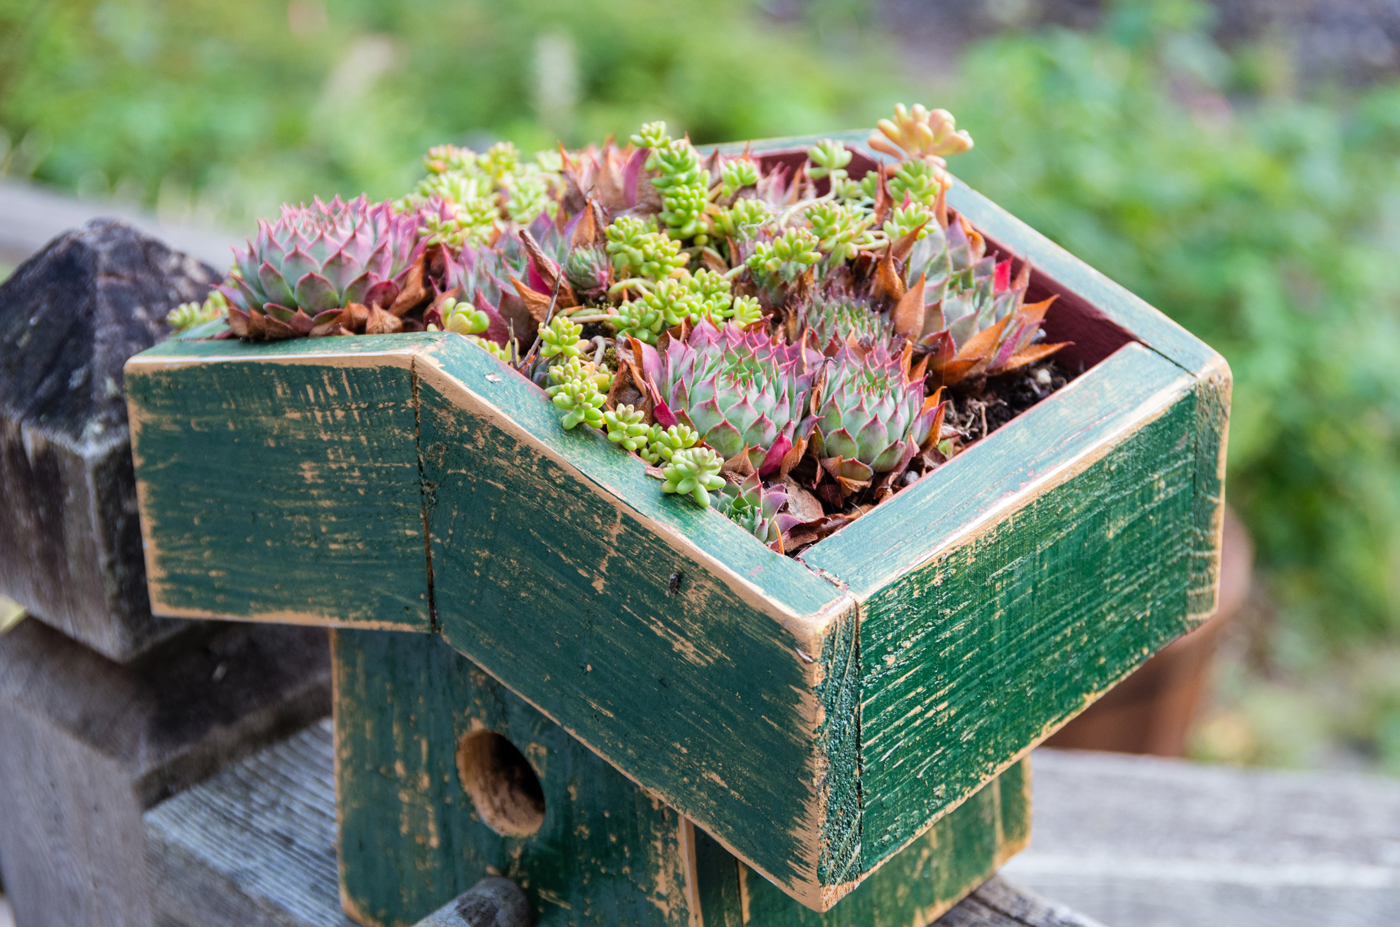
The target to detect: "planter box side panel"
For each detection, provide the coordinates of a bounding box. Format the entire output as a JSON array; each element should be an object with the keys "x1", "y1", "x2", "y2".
[
  {"x1": 694, "y1": 758, "x2": 1030, "y2": 927},
  {"x1": 855, "y1": 349, "x2": 1200, "y2": 868},
  {"x1": 125, "y1": 340, "x2": 433, "y2": 630},
  {"x1": 414, "y1": 340, "x2": 856, "y2": 908},
  {"x1": 333, "y1": 627, "x2": 693, "y2": 927}
]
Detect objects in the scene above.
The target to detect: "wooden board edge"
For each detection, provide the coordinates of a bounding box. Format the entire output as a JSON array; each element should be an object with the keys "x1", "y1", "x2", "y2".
[
  {"x1": 427, "y1": 593, "x2": 858, "y2": 913},
  {"x1": 804, "y1": 344, "x2": 1198, "y2": 601},
  {"x1": 411, "y1": 338, "x2": 844, "y2": 645},
  {"x1": 123, "y1": 340, "x2": 432, "y2": 630},
  {"x1": 1187, "y1": 350, "x2": 1232, "y2": 623}
]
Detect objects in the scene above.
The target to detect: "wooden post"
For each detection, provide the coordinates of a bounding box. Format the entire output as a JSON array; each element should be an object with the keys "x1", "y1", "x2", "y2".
[
  {"x1": 0, "y1": 219, "x2": 219, "y2": 661},
  {"x1": 0, "y1": 617, "x2": 332, "y2": 927}
]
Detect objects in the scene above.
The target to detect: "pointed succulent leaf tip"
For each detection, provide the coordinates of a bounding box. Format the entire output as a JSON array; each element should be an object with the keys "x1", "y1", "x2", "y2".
[
  {"x1": 661, "y1": 447, "x2": 726, "y2": 508},
  {"x1": 802, "y1": 296, "x2": 893, "y2": 347}
]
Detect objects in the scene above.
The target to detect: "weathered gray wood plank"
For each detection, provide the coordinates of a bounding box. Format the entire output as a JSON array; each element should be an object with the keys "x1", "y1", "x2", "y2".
[
  {"x1": 145, "y1": 720, "x2": 354, "y2": 927},
  {"x1": 1004, "y1": 748, "x2": 1400, "y2": 927},
  {"x1": 145, "y1": 719, "x2": 1097, "y2": 927},
  {"x1": 0, "y1": 218, "x2": 218, "y2": 659},
  {"x1": 0, "y1": 618, "x2": 331, "y2": 927}
]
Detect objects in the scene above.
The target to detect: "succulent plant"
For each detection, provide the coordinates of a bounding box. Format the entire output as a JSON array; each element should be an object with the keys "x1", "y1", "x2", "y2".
[
  {"x1": 640, "y1": 422, "x2": 701, "y2": 465},
  {"x1": 716, "y1": 473, "x2": 799, "y2": 547},
  {"x1": 605, "y1": 215, "x2": 688, "y2": 282},
  {"x1": 564, "y1": 245, "x2": 612, "y2": 303},
  {"x1": 539, "y1": 315, "x2": 587, "y2": 359},
  {"x1": 719, "y1": 158, "x2": 760, "y2": 197},
  {"x1": 711, "y1": 198, "x2": 774, "y2": 242},
  {"x1": 804, "y1": 201, "x2": 870, "y2": 262},
  {"x1": 660, "y1": 446, "x2": 726, "y2": 507},
  {"x1": 167, "y1": 289, "x2": 228, "y2": 332},
  {"x1": 806, "y1": 139, "x2": 852, "y2": 184},
  {"x1": 652, "y1": 322, "x2": 815, "y2": 472},
  {"x1": 869, "y1": 104, "x2": 974, "y2": 162},
  {"x1": 546, "y1": 357, "x2": 610, "y2": 429},
  {"x1": 219, "y1": 195, "x2": 424, "y2": 340},
  {"x1": 441, "y1": 297, "x2": 491, "y2": 336},
  {"x1": 747, "y1": 228, "x2": 821, "y2": 285},
  {"x1": 604, "y1": 404, "x2": 651, "y2": 451},
  {"x1": 807, "y1": 344, "x2": 941, "y2": 485},
  {"x1": 614, "y1": 298, "x2": 668, "y2": 345},
  {"x1": 798, "y1": 296, "x2": 892, "y2": 347}
]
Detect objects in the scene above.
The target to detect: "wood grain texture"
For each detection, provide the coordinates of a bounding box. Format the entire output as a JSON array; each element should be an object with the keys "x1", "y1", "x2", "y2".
[
  {"x1": 695, "y1": 760, "x2": 1031, "y2": 927},
  {"x1": 414, "y1": 337, "x2": 856, "y2": 909},
  {"x1": 1004, "y1": 747, "x2": 1400, "y2": 927},
  {"x1": 334, "y1": 627, "x2": 697, "y2": 927},
  {"x1": 142, "y1": 717, "x2": 1090, "y2": 927},
  {"x1": 125, "y1": 336, "x2": 436, "y2": 630},
  {"x1": 819, "y1": 346, "x2": 1200, "y2": 869},
  {"x1": 146, "y1": 719, "x2": 355, "y2": 927},
  {"x1": 0, "y1": 617, "x2": 331, "y2": 927},
  {"x1": 126, "y1": 131, "x2": 1231, "y2": 908}
]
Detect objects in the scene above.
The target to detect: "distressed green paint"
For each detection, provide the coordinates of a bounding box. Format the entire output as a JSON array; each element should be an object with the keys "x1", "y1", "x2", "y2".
[
  {"x1": 1188, "y1": 364, "x2": 1232, "y2": 620},
  {"x1": 125, "y1": 336, "x2": 434, "y2": 629},
  {"x1": 416, "y1": 338, "x2": 854, "y2": 900},
  {"x1": 815, "y1": 604, "x2": 860, "y2": 888},
  {"x1": 126, "y1": 131, "x2": 1231, "y2": 910},
  {"x1": 334, "y1": 627, "x2": 693, "y2": 927},
  {"x1": 695, "y1": 759, "x2": 1031, "y2": 927},
  {"x1": 848, "y1": 357, "x2": 1198, "y2": 868}
]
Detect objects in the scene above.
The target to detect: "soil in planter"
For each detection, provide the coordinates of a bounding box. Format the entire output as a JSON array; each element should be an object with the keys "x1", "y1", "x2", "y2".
[{"x1": 943, "y1": 358, "x2": 1074, "y2": 445}]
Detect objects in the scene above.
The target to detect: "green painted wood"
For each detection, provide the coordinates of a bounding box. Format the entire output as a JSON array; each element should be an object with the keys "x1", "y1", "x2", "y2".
[
  {"x1": 333, "y1": 627, "x2": 694, "y2": 927},
  {"x1": 1188, "y1": 361, "x2": 1232, "y2": 621},
  {"x1": 695, "y1": 759, "x2": 1030, "y2": 927},
  {"x1": 126, "y1": 130, "x2": 1231, "y2": 910},
  {"x1": 823, "y1": 348, "x2": 1200, "y2": 870},
  {"x1": 125, "y1": 335, "x2": 435, "y2": 629},
  {"x1": 415, "y1": 336, "x2": 857, "y2": 907}
]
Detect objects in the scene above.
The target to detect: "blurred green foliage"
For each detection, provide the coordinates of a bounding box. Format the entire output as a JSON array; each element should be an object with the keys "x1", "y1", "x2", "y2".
[
  {"x1": 948, "y1": 5, "x2": 1400, "y2": 656},
  {"x1": 0, "y1": 0, "x2": 893, "y2": 224},
  {"x1": 5, "y1": 0, "x2": 1400, "y2": 761}
]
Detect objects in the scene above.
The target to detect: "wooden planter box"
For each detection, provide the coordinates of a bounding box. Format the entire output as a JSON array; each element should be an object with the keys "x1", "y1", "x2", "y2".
[{"x1": 125, "y1": 131, "x2": 1229, "y2": 914}]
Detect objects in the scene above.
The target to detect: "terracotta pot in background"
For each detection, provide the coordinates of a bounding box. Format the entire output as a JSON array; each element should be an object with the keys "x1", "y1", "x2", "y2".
[{"x1": 1045, "y1": 506, "x2": 1254, "y2": 757}]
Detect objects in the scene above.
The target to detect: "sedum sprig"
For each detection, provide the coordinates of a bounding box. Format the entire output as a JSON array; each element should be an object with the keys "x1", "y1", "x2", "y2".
[
  {"x1": 546, "y1": 357, "x2": 610, "y2": 429},
  {"x1": 641, "y1": 423, "x2": 701, "y2": 465},
  {"x1": 804, "y1": 201, "x2": 870, "y2": 262},
  {"x1": 441, "y1": 297, "x2": 491, "y2": 336},
  {"x1": 711, "y1": 198, "x2": 773, "y2": 241},
  {"x1": 882, "y1": 203, "x2": 934, "y2": 242},
  {"x1": 604, "y1": 404, "x2": 651, "y2": 451},
  {"x1": 888, "y1": 159, "x2": 943, "y2": 208},
  {"x1": 167, "y1": 289, "x2": 228, "y2": 332},
  {"x1": 614, "y1": 298, "x2": 667, "y2": 344},
  {"x1": 747, "y1": 227, "x2": 822, "y2": 284},
  {"x1": 720, "y1": 159, "x2": 760, "y2": 198},
  {"x1": 605, "y1": 215, "x2": 688, "y2": 281},
  {"x1": 661, "y1": 446, "x2": 726, "y2": 508},
  {"x1": 806, "y1": 139, "x2": 852, "y2": 184},
  {"x1": 539, "y1": 315, "x2": 586, "y2": 359}
]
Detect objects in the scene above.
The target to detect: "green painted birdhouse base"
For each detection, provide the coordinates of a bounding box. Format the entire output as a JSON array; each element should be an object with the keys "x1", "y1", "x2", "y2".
[
  {"x1": 126, "y1": 132, "x2": 1229, "y2": 911},
  {"x1": 333, "y1": 628, "x2": 1030, "y2": 927}
]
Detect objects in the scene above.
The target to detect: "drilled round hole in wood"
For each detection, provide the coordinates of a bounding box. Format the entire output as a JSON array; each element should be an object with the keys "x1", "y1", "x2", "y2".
[{"x1": 455, "y1": 731, "x2": 546, "y2": 837}]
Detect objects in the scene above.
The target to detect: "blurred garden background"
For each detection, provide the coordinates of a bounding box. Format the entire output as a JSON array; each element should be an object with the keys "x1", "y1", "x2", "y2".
[{"x1": 4, "y1": 0, "x2": 1400, "y2": 774}]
